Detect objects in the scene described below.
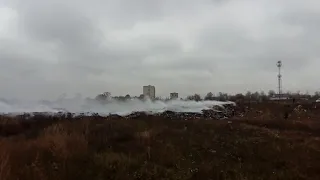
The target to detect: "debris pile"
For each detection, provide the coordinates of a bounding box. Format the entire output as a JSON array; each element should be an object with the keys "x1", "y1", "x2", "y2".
[
  {"x1": 293, "y1": 105, "x2": 307, "y2": 114},
  {"x1": 124, "y1": 112, "x2": 150, "y2": 119},
  {"x1": 3, "y1": 103, "x2": 238, "y2": 120},
  {"x1": 124, "y1": 104, "x2": 237, "y2": 120}
]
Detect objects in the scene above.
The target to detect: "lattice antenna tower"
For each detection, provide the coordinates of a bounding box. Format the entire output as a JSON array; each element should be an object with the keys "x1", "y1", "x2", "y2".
[{"x1": 276, "y1": 61, "x2": 282, "y2": 98}]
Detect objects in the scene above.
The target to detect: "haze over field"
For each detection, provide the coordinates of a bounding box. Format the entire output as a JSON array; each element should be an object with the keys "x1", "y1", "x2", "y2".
[
  {"x1": 1, "y1": 0, "x2": 320, "y2": 101},
  {"x1": 0, "y1": 98, "x2": 233, "y2": 116}
]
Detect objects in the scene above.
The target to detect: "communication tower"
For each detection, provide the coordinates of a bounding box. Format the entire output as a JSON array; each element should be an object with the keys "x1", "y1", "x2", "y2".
[{"x1": 276, "y1": 61, "x2": 282, "y2": 99}]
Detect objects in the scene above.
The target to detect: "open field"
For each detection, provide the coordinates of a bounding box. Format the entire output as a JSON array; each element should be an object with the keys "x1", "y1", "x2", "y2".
[{"x1": 1, "y1": 102, "x2": 320, "y2": 180}]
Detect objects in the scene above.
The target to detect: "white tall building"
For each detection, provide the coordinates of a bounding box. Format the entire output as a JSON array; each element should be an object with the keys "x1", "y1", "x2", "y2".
[{"x1": 143, "y1": 85, "x2": 156, "y2": 99}]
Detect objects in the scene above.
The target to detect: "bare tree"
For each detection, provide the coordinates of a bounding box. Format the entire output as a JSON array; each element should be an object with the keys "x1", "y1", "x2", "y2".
[
  {"x1": 125, "y1": 94, "x2": 131, "y2": 99},
  {"x1": 194, "y1": 94, "x2": 202, "y2": 101},
  {"x1": 252, "y1": 91, "x2": 260, "y2": 101},
  {"x1": 313, "y1": 91, "x2": 320, "y2": 99},
  {"x1": 260, "y1": 91, "x2": 268, "y2": 102},
  {"x1": 235, "y1": 93, "x2": 244, "y2": 100},
  {"x1": 245, "y1": 91, "x2": 252, "y2": 99},
  {"x1": 230, "y1": 93, "x2": 244, "y2": 102},
  {"x1": 217, "y1": 92, "x2": 228, "y2": 101},
  {"x1": 95, "y1": 92, "x2": 111, "y2": 101},
  {"x1": 139, "y1": 94, "x2": 144, "y2": 100},
  {"x1": 205, "y1": 92, "x2": 214, "y2": 100},
  {"x1": 268, "y1": 90, "x2": 276, "y2": 97},
  {"x1": 187, "y1": 94, "x2": 202, "y2": 101}
]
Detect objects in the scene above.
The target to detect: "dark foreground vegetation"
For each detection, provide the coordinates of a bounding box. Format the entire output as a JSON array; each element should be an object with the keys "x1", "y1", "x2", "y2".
[{"x1": 1, "y1": 102, "x2": 320, "y2": 180}]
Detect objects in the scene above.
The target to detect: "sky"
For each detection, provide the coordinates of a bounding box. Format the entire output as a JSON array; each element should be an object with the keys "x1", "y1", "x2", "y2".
[{"x1": 0, "y1": 0, "x2": 320, "y2": 100}]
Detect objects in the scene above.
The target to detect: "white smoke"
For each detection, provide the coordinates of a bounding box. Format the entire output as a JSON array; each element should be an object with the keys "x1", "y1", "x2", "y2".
[{"x1": 0, "y1": 97, "x2": 234, "y2": 116}]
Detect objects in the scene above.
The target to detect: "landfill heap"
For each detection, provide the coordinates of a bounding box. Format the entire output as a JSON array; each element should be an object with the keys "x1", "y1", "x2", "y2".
[
  {"x1": 124, "y1": 103, "x2": 236, "y2": 120},
  {"x1": 6, "y1": 103, "x2": 237, "y2": 120}
]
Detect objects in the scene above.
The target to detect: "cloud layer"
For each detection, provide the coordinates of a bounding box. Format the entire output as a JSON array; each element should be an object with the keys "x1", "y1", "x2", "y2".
[{"x1": 1, "y1": 0, "x2": 320, "y2": 100}]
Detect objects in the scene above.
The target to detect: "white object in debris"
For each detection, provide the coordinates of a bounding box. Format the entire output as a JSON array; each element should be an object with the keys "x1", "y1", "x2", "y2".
[{"x1": 316, "y1": 99, "x2": 320, "y2": 103}]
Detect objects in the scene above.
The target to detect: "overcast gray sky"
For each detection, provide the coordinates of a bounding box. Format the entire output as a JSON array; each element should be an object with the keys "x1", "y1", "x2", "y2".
[{"x1": 0, "y1": 0, "x2": 320, "y2": 100}]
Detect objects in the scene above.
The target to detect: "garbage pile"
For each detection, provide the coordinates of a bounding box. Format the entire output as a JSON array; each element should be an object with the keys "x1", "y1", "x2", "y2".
[
  {"x1": 293, "y1": 105, "x2": 307, "y2": 114},
  {"x1": 124, "y1": 103, "x2": 237, "y2": 120},
  {"x1": 3, "y1": 103, "x2": 237, "y2": 120}
]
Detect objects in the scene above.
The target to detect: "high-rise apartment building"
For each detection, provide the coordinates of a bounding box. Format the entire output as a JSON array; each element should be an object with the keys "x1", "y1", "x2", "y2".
[{"x1": 143, "y1": 85, "x2": 156, "y2": 99}]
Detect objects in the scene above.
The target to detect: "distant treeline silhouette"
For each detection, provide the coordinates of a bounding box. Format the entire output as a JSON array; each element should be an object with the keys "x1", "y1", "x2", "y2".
[{"x1": 94, "y1": 90, "x2": 320, "y2": 102}]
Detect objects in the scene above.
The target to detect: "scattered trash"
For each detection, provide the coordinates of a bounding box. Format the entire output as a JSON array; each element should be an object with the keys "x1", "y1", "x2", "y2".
[{"x1": 294, "y1": 105, "x2": 307, "y2": 114}]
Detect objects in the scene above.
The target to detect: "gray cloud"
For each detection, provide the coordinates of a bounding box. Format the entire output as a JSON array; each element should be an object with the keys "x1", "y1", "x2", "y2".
[{"x1": 1, "y1": 0, "x2": 320, "y2": 100}]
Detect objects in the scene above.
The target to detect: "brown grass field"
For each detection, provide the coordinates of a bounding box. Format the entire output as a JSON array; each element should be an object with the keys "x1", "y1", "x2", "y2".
[{"x1": 0, "y1": 102, "x2": 320, "y2": 180}]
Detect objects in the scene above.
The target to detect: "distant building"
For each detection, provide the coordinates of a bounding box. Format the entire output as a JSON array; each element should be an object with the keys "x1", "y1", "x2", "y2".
[
  {"x1": 269, "y1": 94, "x2": 291, "y2": 101},
  {"x1": 170, "y1": 92, "x2": 178, "y2": 99},
  {"x1": 143, "y1": 85, "x2": 156, "y2": 99}
]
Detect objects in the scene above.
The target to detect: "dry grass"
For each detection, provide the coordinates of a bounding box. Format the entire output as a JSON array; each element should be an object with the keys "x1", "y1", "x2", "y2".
[
  {"x1": 0, "y1": 103, "x2": 320, "y2": 179},
  {"x1": 0, "y1": 142, "x2": 11, "y2": 180}
]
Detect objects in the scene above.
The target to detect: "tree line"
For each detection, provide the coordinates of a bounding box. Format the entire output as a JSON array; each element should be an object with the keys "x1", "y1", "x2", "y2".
[
  {"x1": 95, "y1": 90, "x2": 320, "y2": 102},
  {"x1": 187, "y1": 90, "x2": 320, "y2": 102}
]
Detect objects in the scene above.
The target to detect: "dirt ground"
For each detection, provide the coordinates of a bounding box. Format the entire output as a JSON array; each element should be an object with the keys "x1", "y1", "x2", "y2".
[{"x1": 0, "y1": 102, "x2": 320, "y2": 180}]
